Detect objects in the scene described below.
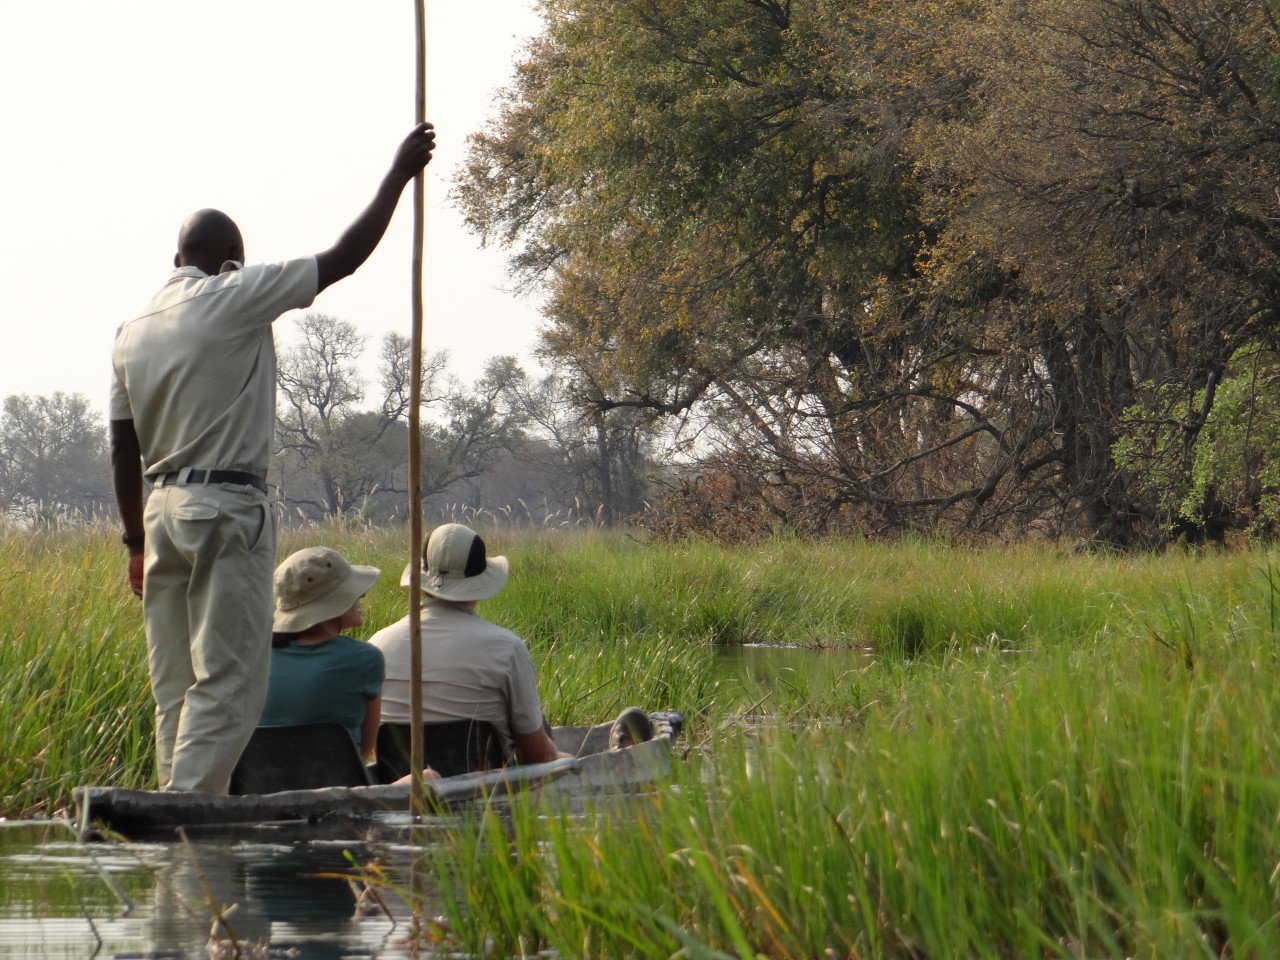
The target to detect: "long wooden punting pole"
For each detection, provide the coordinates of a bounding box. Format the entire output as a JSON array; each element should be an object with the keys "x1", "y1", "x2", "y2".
[{"x1": 408, "y1": 0, "x2": 427, "y2": 816}]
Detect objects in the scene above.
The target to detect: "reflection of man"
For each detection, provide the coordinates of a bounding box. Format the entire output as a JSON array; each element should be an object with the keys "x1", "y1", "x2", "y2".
[
  {"x1": 109, "y1": 123, "x2": 436, "y2": 794},
  {"x1": 148, "y1": 839, "x2": 360, "y2": 957},
  {"x1": 371, "y1": 524, "x2": 571, "y2": 764}
]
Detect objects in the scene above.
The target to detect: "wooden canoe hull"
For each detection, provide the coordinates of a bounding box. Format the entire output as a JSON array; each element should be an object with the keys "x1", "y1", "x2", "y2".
[{"x1": 74, "y1": 735, "x2": 671, "y2": 839}]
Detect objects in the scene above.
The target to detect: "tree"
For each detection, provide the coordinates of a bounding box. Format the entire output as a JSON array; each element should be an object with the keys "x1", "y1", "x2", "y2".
[
  {"x1": 275, "y1": 313, "x2": 373, "y2": 517},
  {"x1": 274, "y1": 314, "x2": 524, "y2": 523},
  {"x1": 420, "y1": 357, "x2": 529, "y2": 512},
  {"x1": 458, "y1": 0, "x2": 1280, "y2": 544},
  {"x1": 912, "y1": 0, "x2": 1280, "y2": 543},
  {"x1": 0, "y1": 392, "x2": 111, "y2": 523},
  {"x1": 488, "y1": 361, "x2": 658, "y2": 526},
  {"x1": 456, "y1": 0, "x2": 986, "y2": 538},
  {"x1": 275, "y1": 313, "x2": 453, "y2": 520}
]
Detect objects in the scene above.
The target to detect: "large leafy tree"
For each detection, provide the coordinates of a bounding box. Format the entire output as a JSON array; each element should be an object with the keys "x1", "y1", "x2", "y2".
[
  {"x1": 457, "y1": 0, "x2": 992, "y2": 537},
  {"x1": 915, "y1": 0, "x2": 1280, "y2": 542},
  {"x1": 460, "y1": 0, "x2": 1280, "y2": 543}
]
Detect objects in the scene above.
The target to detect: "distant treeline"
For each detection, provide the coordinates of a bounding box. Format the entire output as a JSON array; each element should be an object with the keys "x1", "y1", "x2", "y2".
[{"x1": 0, "y1": 314, "x2": 657, "y2": 531}]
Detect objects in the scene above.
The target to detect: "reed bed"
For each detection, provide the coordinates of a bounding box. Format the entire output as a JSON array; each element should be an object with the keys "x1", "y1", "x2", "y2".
[
  {"x1": 425, "y1": 573, "x2": 1280, "y2": 958},
  {"x1": 4, "y1": 526, "x2": 1280, "y2": 956},
  {"x1": 0, "y1": 529, "x2": 153, "y2": 815}
]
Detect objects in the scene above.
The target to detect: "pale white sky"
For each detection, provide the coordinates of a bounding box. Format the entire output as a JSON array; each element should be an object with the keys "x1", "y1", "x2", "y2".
[{"x1": 0, "y1": 1, "x2": 546, "y2": 418}]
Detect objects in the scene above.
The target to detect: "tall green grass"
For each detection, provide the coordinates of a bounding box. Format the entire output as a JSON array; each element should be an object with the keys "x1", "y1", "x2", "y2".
[
  {"x1": 423, "y1": 576, "x2": 1280, "y2": 958},
  {"x1": 5, "y1": 507, "x2": 1279, "y2": 960},
  {"x1": 0, "y1": 530, "x2": 153, "y2": 815}
]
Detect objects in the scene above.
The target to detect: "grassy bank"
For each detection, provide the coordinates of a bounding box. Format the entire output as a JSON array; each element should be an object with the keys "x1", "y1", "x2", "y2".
[
  {"x1": 437, "y1": 627, "x2": 1280, "y2": 958},
  {"x1": 408, "y1": 538, "x2": 1280, "y2": 958},
  {"x1": 4, "y1": 527, "x2": 1279, "y2": 954}
]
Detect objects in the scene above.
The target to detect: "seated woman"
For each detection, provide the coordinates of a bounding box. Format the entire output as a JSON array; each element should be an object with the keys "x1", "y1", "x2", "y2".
[{"x1": 261, "y1": 546, "x2": 386, "y2": 758}]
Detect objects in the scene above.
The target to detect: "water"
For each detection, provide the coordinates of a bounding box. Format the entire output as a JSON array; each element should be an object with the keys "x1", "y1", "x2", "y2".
[
  {"x1": 0, "y1": 820, "x2": 442, "y2": 959},
  {"x1": 711, "y1": 642, "x2": 873, "y2": 702}
]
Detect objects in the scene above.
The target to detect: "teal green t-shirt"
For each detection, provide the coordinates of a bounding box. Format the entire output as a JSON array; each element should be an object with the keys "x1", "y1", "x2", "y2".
[{"x1": 259, "y1": 635, "x2": 385, "y2": 747}]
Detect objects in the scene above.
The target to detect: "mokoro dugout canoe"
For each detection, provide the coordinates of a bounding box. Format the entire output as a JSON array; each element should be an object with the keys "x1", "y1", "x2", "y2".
[{"x1": 73, "y1": 722, "x2": 676, "y2": 839}]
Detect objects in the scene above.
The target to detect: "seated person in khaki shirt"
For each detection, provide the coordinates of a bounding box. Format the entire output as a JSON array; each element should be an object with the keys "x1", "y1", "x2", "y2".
[{"x1": 370, "y1": 524, "x2": 572, "y2": 764}]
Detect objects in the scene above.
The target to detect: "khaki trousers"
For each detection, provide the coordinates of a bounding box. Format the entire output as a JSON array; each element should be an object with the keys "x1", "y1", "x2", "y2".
[{"x1": 142, "y1": 481, "x2": 274, "y2": 793}]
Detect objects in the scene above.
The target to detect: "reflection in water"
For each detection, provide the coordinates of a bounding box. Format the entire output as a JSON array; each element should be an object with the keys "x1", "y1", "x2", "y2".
[
  {"x1": 147, "y1": 840, "x2": 362, "y2": 957},
  {"x1": 0, "y1": 821, "x2": 436, "y2": 959}
]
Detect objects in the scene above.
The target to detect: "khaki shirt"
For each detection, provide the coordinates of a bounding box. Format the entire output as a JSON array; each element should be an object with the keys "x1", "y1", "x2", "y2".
[
  {"x1": 109, "y1": 258, "x2": 318, "y2": 478},
  {"x1": 370, "y1": 599, "x2": 546, "y2": 753}
]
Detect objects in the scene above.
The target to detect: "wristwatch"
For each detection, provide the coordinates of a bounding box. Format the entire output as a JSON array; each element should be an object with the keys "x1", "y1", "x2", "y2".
[{"x1": 121, "y1": 532, "x2": 145, "y2": 549}]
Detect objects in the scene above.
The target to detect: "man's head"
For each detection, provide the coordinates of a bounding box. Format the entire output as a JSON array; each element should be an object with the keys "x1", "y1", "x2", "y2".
[
  {"x1": 401, "y1": 523, "x2": 510, "y2": 602},
  {"x1": 174, "y1": 208, "x2": 244, "y2": 275}
]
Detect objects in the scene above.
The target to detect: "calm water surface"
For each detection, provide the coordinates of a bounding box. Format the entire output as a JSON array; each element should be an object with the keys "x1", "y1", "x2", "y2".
[
  {"x1": 711, "y1": 642, "x2": 872, "y2": 697},
  {"x1": 0, "y1": 820, "x2": 444, "y2": 959}
]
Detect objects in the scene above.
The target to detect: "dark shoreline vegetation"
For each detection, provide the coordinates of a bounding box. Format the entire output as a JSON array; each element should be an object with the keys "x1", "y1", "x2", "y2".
[{"x1": 5, "y1": 526, "x2": 1280, "y2": 956}]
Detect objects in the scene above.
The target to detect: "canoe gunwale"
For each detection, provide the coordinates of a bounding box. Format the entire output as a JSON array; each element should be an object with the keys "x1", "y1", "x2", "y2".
[{"x1": 74, "y1": 737, "x2": 671, "y2": 839}]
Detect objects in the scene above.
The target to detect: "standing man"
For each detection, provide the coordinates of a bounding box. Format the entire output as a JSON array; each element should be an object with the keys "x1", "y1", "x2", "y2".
[{"x1": 110, "y1": 123, "x2": 436, "y2": 793}]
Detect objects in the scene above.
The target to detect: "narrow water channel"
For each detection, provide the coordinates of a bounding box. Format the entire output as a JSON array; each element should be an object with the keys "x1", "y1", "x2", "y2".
[
  {"x1": 711, "y1": 641, "x2": 873, "y2": 702},
  {"x1": 0, "y1": 820, "x2": 438, "y2": 959}
]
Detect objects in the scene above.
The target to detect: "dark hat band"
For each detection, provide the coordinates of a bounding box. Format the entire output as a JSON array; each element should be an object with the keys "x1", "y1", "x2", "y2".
[{"x1": 426, "y1": 531, "x2": 488, "y2": 579}]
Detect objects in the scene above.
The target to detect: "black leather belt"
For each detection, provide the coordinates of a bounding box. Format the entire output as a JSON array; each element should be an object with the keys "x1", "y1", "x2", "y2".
[{"x1": 155, "y1": 469, "x2": 266, "y2": 493}]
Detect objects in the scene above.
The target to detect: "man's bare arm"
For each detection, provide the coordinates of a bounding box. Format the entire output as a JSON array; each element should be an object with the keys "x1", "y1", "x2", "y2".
[
  {"x1": 360, "y1": 693, "x2": 382, "y2": 760},
  {"x1": 109, "y1": 418, "x2": 145, "y2": 597},
  {"x1": 513, "y1": 726, "x2": 573, "y2": 764},
  {"x1": 314, "y1": 122, "x2": 437, "y2": 293}
]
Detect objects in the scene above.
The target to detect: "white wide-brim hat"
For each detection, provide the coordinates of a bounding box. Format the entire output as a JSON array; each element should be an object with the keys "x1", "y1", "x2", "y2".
[
  {"x1": 274, "y1": 546, "x2": 380, "y2": 633},
  {"x1": 401, "y1": 522, "x2": 509, "y2": 602}
]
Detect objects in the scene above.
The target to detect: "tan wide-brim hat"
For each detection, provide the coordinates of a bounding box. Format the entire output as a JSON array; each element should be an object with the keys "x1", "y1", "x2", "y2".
[
  {"x1": 400, "y1": 522, "x2": 509, "y2": 602},
  {"x1": 273, "y1": 546, "x2": 380, "y2": 633}
]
